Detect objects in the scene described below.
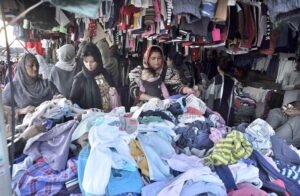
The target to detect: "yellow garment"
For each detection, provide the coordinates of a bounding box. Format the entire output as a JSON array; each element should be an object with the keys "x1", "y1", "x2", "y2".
[
  {"x1": 133, "y1": 11, "x2": 142, "y2": 29},
  {"x1": 207, "y1": 130, "x2": 253, "y2": 166},
  {"x1": 130, "y1": 139, "x2": 149, "y2": 176}
]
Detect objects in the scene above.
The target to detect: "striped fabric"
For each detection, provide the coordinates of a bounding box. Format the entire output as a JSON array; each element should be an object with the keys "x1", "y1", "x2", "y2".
[
  {"x1": 276, "y1": 160, "x2": 300, "y2": 185},
  {"x1": 206, "y1": 130, "x2": 253, "y2": 166}
]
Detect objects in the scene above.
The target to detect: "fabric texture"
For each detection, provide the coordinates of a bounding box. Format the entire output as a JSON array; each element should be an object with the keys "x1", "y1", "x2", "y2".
[
  {"x1": 16, "y1": 158, "x2": 77, "y2": 196},
  {"x1": 3, "y1": 53, "x2": 57, "y2": 108},
  {"x1": 106, "y1": 168, "x2": 143, "y2": 196},
  {"x1": 138, "y1": 132, "x2": 175, "y2": 181},
  {"x1": 215, "y1": 165, "x2": 238, "y2": 191},
  {"x1": 245, "y1": 118, "x2": 275, "y2": 155},
  {"x1": 23, "y1": 120, "x2": 78, "y2": 171},
  {"x1": 228, "y1": 183, "x2": 267, "y2": 196},
  {"x1": 250, "y1": 150, "x2": 300, "y2": 196},
  {"x1": 173, "y1": 0, "x2": 202, "y2": 23},
  {"x1": 206, "y1": 130, "x2": 253, "y2": 166},
  {"x1": 130, "y1": 139, "x2": 150, "y2": 176},
  {"x1": 83, "y1": 116, "x2": 136, "y2": 195},
  {"x1": 271, "y1": 134, "x2": 300, "y2": 166}
]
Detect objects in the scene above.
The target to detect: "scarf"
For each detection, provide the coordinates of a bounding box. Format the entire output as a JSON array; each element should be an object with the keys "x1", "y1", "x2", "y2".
[
  {"x1": 12, "y1": 54, "x2": 54, "y2": 108},
  {"x1": 55, "y1": 44, "x2": 76, "y2": 71},
  {"x1": 81, "y1": 65, "x2": 104, "y2": 109}
]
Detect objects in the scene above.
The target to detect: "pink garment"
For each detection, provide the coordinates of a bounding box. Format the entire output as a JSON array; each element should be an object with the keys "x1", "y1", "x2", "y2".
[
  {"x1": 228, "y1": 183, "x2": 267, "y2": 196},
  {"x1": 209, "y1": 128, "x2": 224, "y2": 144},
  {"x1": 272, "y1": 179, "x2": 290, "y2": 196},
  {"x1": 153, "y1": 0, "x2": 162, "y2": 22},
  {"x1": 212, "y1": 27, "x2": 221, "y2": 41},
  {"x1": 139, "y1": 77, "x2": 170, "y2": 99}
]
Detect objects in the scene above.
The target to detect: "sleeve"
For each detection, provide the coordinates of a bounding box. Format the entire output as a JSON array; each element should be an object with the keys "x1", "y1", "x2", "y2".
[
  {"x1": 163, "y1": 67, "x2": 185, "y2": 95},
  {"x1": 128, "y1": 66, "x2": 142, "y2": 99},
  {"x1": 69, "y1": 77, "x2": 82, "y2": 105},
  {"x1": 2, "y1": 83, "x2": 13, "y2": 106},
  {"x1": 48, "y1": 80, "x2": 59, "y2": 96}
]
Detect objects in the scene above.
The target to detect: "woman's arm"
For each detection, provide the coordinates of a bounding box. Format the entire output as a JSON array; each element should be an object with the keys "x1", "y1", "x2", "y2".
[{"x1": 164, "y1": 67, "x2": 194, "y2": 95}]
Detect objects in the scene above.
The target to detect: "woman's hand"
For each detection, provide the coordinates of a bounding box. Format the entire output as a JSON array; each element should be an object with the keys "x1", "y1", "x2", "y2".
[{"x1": 182, "y1": 86, "x2": 195, "y2": 95}]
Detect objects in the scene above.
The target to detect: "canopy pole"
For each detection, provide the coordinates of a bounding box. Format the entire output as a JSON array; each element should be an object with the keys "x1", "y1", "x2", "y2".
[{"x1": 1, "y1": 0, "x2": 16, "y2": 175}]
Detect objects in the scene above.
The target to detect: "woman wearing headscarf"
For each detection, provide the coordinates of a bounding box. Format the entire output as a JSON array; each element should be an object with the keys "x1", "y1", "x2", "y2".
[
  {"x1": 69, "y1": 42, "x2": 117, "y2": 111},
  {"x1": 49, "y1": 44, "x2": 81, "y2": 98},
  {"x1": 3, "y1": 53, "x2": 58, "y2": 109},
  {"x1": 129, "y1": 45, "x2": 194, "y2": 102}
]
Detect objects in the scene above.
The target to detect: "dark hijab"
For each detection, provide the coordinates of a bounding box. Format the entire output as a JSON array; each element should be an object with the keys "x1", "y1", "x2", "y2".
[
  {"x1": 70, "y1": 43, "x2": 114, "y2": 109},
  {"x1": 3, "y1": 53, "x2": 56, "y2": 108}
]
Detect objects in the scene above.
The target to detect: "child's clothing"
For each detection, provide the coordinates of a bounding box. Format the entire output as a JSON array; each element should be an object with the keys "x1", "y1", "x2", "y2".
[{"x1": 139, "y1": 76, "x2": 170, "y2": 99}]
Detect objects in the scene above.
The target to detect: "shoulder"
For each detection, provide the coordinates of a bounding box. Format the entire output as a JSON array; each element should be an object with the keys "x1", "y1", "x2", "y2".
[
  {"x1": 129, "y1": 66, "x2": 142, "y2": 81},
  {"x1": 164, "y1": 67, "x2": 180, "y2": 79},
  {"x1": 129, "y1": 66, "x2": 142, "y2": 74},
  {"x1": 74, "y1": 71, "x2": 84, "y2": 80}
]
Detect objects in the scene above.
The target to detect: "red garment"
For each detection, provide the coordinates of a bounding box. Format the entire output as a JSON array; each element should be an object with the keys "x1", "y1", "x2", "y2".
[
  {"x1": 186, "y1": 106, "x2": 204, "y2": 116},
  {"x1": 228, "y1": 183, "x2": 267, "y2": 196},
  {"x1": 119, "y1": 5, "x2": 141, "y2": 30},
  {"x1": 240, "y1": 4, "x2": 256, "y2": 49},
  {"x1": 25, "y1": 41, "x2": 44, "y2": 55},
  {"x1": 88, "y1": 20, "x2": 97, "y2": 38},
  {"x1": 259, "y1": 30, "x2": 280, "y2": 55},
  {"x1": 272, "y1": 179, "x2": 290, "y2": 196},
  {"x1": 36, "y1": 157, "x2": 45, "y2": 163},
  {"x1": 153, "y1": 0, "x2": 161, "y2": 22}
]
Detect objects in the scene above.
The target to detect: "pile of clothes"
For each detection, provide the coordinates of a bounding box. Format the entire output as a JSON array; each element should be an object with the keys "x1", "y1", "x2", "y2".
[{"x1": 10, "y1": 95, "x2": 300, "y2": 195}]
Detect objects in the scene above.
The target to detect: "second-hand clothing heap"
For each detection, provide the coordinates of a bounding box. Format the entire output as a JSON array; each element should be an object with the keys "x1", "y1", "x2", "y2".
[{"x1": 10, "y1": 94, "x2": 300, "y2": 196}]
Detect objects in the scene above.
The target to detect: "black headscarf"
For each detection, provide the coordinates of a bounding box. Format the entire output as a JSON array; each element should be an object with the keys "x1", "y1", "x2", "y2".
[{"x1": 70, "y1": 42, "x2": 114, "y2": 109}]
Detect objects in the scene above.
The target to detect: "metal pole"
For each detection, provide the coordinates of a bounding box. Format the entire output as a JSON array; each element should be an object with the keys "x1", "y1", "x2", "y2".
[
  {"x1": 0, "y1": 90, "x2": 12, "y2": 196},
  {"x1": 0, "y1": 2, "x2": 12, "y2": 196},
  {"x1": 1, "y1": 0, "x2": 16, "y2": 174}
]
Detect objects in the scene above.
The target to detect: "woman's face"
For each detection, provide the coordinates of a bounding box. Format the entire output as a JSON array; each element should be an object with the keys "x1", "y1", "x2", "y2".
[
  {"x1": 148, "y1": 52, "x2": 163, "y2": 71},
  {"x1": 25, "y1": 57, "x2": 39, "y2": 79},
  {"x1": 83, "y1": 56, "x2": 97, "y2": 71}
]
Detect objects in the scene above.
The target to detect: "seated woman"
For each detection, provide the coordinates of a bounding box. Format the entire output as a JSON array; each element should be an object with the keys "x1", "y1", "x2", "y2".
[
  {"x1": 69, "y1": 42, "x2": 117, "y2": 111},
  {"x1": 206, "y1": 56, "x2": 237, "y2": 126},
  {"x1": 3, "y1": 53, "x2": 58, "y2": 109},
  {"x1": 129, "y1": 45, "x2": 194, "y2": 103},
  {"x1": 49, "y1": 44, "x2": 81, "y2": 99}
]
